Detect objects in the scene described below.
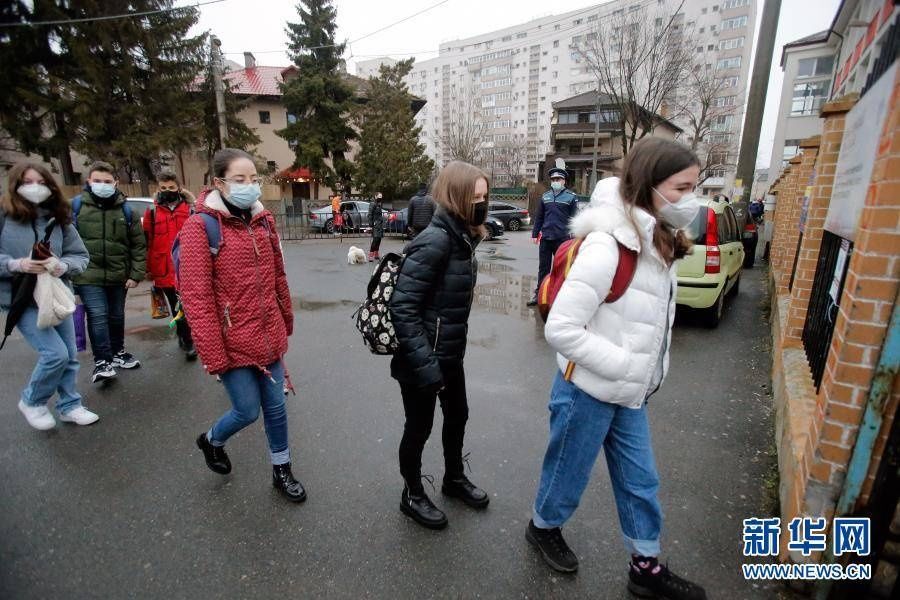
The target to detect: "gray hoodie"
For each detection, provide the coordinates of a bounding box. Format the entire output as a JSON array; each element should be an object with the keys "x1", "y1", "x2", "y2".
[{"x1": 0, "y1": 209, "x2": 89, "y2": 310}]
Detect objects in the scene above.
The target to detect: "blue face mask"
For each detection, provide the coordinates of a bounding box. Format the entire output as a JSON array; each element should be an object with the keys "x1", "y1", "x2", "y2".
[
  {"x1": 90, "y1": 182, "x2": 116, "y2": 198},
  {"x1": 550, "y1": 181, "x2": 565, "y2": 192},
  {"x1": 224, "y1": 182, "x2": 261, "y2": 209}
]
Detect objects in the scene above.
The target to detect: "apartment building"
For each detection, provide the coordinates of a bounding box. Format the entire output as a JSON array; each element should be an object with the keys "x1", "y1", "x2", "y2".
[
  {"x1": 402, "y1": 0, "x2": 757, "y2": 191},
  {"x1": 767, "y1": 30, "x2": 837, "y2": 181}
]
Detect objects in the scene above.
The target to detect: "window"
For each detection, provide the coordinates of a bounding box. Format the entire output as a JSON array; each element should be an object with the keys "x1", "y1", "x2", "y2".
[
  {"x1": 791, "y1": 81, "x2": 829, "y2": 115},
  {"x1": 258, "y1": 111, "x2": 271, "y2": 124},
  {"x1": 722, "y1": 75, "x2": 739, "y2": 87},
  {"x1": 708, "y1": 44, "x2": 715, "y2": 51},
  {"x1": 782, "y1": 139, "x2": 801, "y2": 163},
  {"x1": 723, "y1": 0, "x2": 750, "y2": 8},
  {"x1": 711, "y1": 114, "x2": 734, "y2": 131},
  {"x1": 573, "y1": 18, "x2": 583, "y2": 25},
  {"x1": 699, "y1": 27, "x2": 705, "y2": 33},
  {"x1": 697, "y1": 46, "x2": 704, "y2": 53},
  {"x1": 713, "y1": 4, "x2": 719, "y2": 10},
  {"x1": 517, "y1": 31, "x2": 527, "y2": 39},
  {"x1": 655, "y1": 17, "x2": 663, "y2": 26},
  {"x1": 797, "y1": 56, "x2": 835, "y2": 78},
  {"x1": 702, "y1": 7, "x2": 708, "y2": 13},
  {"x1": 553, "y1": 55, "x2": 559, "y2": 63},
  {"x1": 266, "y1": 160, "x2": 277, "y2": 171},
  {"x1": 717, "y1": 56, "x2": 742, "y2": 70},
  {"x1": 553, "y1": 40, "x2": 559, "y2": 48},
  {"x1": 713, "y1": 95, "x2": 737, "y2": 107},
  {"x1": 719, "y1": 36, "x2": 745, "y2": 50},
  {"x1": 551, "y1": 86, "x2": 557, "y2": 94},
  {"x1": 721, "y1": 16, "x2": 748, "y2": 30},
  {"x1": 553, "y1": 71, "x2": 558, "y2": 78}
]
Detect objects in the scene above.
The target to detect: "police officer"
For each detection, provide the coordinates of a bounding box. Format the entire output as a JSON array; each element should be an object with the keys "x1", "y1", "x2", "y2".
[{"x1": 527, "y1": 167, "x2": 579, "y2": 306}]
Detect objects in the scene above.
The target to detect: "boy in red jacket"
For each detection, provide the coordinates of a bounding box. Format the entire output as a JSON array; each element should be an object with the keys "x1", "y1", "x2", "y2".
[{"x1": 143, "y1": 169, "x2": 196, "y2": 360}]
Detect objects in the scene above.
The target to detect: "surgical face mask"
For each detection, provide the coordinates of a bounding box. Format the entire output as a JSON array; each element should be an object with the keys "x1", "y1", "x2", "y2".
[
  {"x1": 224, "y1": 181, "x2": 261, "y2": 209},
  {"x1": 471, "y1": 201, "x2": 488, "y2": 226},
  {"x1": 653, "y1": 187, "x2": 700, "y2": 230},
  {"x1": 550, "y1": 180, "x2": 565, "y2": 192},
  {"x1": 90, "y1": 182, "x2": 116, "y2": 198},
  {"x1": 17, "y1": 183, "x2": 52, "y2": 205}
]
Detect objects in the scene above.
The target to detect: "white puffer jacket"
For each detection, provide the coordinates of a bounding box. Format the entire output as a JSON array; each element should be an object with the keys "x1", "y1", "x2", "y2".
[{"x1": 544, "y1": 177, "x2": 677, "y2": 409}]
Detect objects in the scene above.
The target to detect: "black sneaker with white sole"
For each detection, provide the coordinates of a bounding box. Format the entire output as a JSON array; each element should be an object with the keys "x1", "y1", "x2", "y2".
[
  {"x1": 92, "y1": 360, "x2": 117, "y2": 383},
  {"x1": 112, "y1": 350, "x2": 140, "y2": 369},
  {"x1": 525, "y1": 519, "x2": 578, "y2": 573}
]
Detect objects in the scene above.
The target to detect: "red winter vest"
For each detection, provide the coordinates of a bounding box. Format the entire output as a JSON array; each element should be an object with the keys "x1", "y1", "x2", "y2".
[{"x1": 143, "y1": 199, "x2": 192, "y2": 288}]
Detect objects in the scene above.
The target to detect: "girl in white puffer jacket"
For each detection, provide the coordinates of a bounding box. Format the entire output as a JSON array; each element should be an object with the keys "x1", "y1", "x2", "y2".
[{"x1": 526, "y1": 138, "x2": 708, "y2": 600}]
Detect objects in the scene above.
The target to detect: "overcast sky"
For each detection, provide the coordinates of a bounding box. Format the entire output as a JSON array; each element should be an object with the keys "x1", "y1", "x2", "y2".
[{"x1": 192, "y1": 0, "x2": 842, "y2": 169}]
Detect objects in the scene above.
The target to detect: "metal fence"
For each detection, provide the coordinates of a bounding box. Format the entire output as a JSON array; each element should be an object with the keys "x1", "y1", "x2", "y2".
[
  {"x1": 802, "y1": 231, "x2": 853, "y2": 390},
  {"x1": 270, "y1": 210, "x2": 408, "y2": 241}
]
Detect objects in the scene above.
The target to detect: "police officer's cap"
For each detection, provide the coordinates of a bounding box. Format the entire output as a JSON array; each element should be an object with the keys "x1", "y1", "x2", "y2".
[{"x1": 548, "y1": 168, "x2": 568, "y2": 180}]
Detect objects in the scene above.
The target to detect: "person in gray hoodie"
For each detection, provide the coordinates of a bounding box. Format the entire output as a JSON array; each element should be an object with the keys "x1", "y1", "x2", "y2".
[{"x1": 0, "y1": 161, "x2": 96, "y2": 430}]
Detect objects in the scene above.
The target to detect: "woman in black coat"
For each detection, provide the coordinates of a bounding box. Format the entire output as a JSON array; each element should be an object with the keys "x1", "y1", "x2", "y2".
[
  {"x1": 388, "y1": 161, "x2": 491, "y2": 530},
  {"x1": 368, "y1": 192, "x2": 385, "y2": 261}
]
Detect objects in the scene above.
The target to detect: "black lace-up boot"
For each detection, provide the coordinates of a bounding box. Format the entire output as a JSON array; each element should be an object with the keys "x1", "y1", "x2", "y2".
[{"x1": 400, "y1": 475, "x2": 447, "y2": 530}]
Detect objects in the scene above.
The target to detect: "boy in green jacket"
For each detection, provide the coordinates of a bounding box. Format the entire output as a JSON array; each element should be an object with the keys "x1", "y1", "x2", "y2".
[{"x1": 72, "y1": 161, "x2": 146, "y2": 383}]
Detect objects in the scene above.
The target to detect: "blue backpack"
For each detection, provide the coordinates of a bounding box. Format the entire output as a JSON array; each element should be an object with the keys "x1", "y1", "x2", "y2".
[
  {"x1": 72, "y1": 194, "x2": 134, "y2": 229},
  {"x1": 171, "y1": 213, "x2": 275, "y2": 283},
  {"x1": 172, "y1": 213, "x2": 221, "y2": 283}
]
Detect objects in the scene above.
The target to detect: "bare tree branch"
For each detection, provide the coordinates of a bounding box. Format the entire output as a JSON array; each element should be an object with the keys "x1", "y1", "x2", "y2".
[
  {"x1": 442, "y1": 80, "x2": 484, "y2": 164},
  {"x1": 493, "y1": 136, "x2": 528, "y2": 186}
]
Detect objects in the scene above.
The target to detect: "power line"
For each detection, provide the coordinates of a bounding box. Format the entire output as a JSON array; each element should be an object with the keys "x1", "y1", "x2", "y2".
[
  {"x1": 0, "y1": 0, "x2": 227, "y2": 28},
  {"x1": 348, "y1": 0, "x2": 449, "y2": 45}
]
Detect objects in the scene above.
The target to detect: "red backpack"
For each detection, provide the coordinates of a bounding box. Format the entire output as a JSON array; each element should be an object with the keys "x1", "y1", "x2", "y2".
[{"x1": 537, "y1": 237, "x2": 638, "y2": 322}]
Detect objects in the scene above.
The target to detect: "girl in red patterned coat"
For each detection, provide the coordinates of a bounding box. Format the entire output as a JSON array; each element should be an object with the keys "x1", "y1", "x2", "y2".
[{"x1": 178, "y1": 148, "x2": 304, "y2": 503}]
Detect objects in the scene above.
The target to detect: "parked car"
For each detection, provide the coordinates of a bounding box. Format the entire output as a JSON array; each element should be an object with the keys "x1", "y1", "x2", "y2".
[
  {"x1": 309, "y1": 200, "x2": 384, "y2": 233},
  {"x1": 484, "y1": 215, "x2": 504, "y2": 240},
  {"x1": 488, "y1": 201, "x2": 531, "y2": 231},
  {"x1": 124, "y1": 197, "x2": 155, "y2": 227},
  {"x1": 675, "y1": 196, "x2": 745, "y2": 328}
]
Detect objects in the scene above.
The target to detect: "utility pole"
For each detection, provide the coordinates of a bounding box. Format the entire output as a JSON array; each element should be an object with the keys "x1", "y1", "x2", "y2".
[
  {"x1": 589, "y1": 84, "x2": 602, "y2": 190},
  {"x1": 733, "y1": 0, "x2": 781, "y2": 219},
  {"x1": 211, "y1": 35, "x2": 228, "y2": 149}
]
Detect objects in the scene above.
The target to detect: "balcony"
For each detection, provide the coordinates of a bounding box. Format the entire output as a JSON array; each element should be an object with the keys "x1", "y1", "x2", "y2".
[{"x1": 551, "y1": 122, "x2": 622, "y2": 137}]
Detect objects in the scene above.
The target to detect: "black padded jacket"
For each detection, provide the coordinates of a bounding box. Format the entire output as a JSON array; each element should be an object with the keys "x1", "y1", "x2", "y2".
[{"x1": 389, "y1": 209, "x2": 479, "y2": 387}]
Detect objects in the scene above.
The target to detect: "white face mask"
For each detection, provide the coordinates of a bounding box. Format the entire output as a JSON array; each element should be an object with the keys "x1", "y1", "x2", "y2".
[
  {"x1": 550, "y1": 180, "x2": 565, "y2": 192},
  {"x1": 653, "y1": 187, "x2": 700, "y2": 229},
  {"x1": 17, "y1": 183, "x2": 52, "y2": 205}
]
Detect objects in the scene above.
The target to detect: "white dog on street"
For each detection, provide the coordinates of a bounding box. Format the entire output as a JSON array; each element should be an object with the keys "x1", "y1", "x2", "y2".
[{"x1": 347, "y1": 246, "x2": 368, "y2": 265}]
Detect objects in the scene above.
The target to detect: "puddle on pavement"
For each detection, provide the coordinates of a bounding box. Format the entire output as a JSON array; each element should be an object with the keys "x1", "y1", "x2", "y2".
[
  {"x1": 126, "y1": 324, "x2": 175, "y2": 341},
  {"x1": 292, "y1": 297, "x2": 358, "y2": 312},
  {"x1": 473, "y1": 271, "x2": 540, "y2": 322}
]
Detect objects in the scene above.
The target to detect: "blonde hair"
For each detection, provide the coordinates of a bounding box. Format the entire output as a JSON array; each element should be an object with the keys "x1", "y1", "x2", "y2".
[{"x1": 431, "y1": 161, "x2": 490, "y2": 237}]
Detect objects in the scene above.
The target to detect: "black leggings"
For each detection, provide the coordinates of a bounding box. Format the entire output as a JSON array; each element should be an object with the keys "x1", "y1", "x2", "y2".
[
  {"x1": 370, "y1": 235, "x2": 383, "y2": 253},
  {"x1": 160, "y1": 287, "x2": 193, "y2": 347},
  {"x1": 398, "y1": 364, "x2": 468, "y2": 491}
]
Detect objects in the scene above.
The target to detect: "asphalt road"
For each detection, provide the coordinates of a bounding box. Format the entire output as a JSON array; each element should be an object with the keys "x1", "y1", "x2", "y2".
[{"x1": 0, "y1": 232, "x2": 780, "y2": 599}]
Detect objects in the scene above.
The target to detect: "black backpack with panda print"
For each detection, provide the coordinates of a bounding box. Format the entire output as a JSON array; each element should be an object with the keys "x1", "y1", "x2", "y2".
[{"x1": 352, "y1": 252, "x2": 403, "y2": 355}]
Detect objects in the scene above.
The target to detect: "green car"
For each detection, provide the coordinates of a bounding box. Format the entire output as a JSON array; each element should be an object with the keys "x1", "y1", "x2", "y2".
[{"x1": 675, "y1": 197, "x2": 745, "y2": 328}]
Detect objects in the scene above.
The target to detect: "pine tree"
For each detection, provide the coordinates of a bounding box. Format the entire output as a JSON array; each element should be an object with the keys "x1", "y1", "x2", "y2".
[
  {"x1": 355, "y1": 59, "x2": 434, "y2": 200},
  {"x1": 0, "y1": 1, "x2": 80, "y2": 183},
  {"x1": 277, "y1": 0, "x2": 356, "y2": 195},
  {"x1": 60, "y1": 1, "x2": 207, "y2": 193}
]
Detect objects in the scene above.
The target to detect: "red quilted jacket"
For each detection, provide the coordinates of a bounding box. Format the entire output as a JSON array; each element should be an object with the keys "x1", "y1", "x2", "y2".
[
  {"x1": 176, "y1": 190, "x2": 293, "y2": 375},
  {"x1": 143, "y1": 194, "x2": 192, "y2": 288}
]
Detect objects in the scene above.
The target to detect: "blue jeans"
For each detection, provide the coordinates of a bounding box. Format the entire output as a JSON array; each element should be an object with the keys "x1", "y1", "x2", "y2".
[
  {"x1": 74, "y1": 284, "x2": 127, "y2": 363},
  {"x1": 533, "y1": 372, "x2": 663, "y2": 557},
  {"x1": 16, "y1": 307, "x2": 83, "y2": 415},
  {"x1": 208, "y1": 361, "x2": 290, "y2": 465}
]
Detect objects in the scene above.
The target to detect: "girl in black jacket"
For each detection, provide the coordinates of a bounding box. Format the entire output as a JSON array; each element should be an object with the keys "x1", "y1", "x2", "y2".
[{"x1": 388, "y1": 161, "x2": 491, "y2": 530}]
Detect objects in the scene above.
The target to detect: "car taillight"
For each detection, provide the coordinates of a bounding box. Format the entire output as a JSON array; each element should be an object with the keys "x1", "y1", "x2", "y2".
[
  {"x1": 744, "y1": 221, "x2": 756, "y2": 233},
  {"x1": 310, "y1": 213, "x2": 317, "y2": 220},
  {"x1": 705, "y1": 209, "x2": 720, "y2": 274},
  {"x1": 520, "y1": 209, "x2": 529, "y2": 216}
]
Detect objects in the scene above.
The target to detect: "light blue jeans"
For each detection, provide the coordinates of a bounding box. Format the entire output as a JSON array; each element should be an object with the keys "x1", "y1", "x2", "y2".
[
  {"x1": 533, "y1": 372, "x2": 663, "y2": 557},
  {"x1": 16, "y1": 307, "x2": 83, "y2": 415},
  {"x1": 208, "y1": 361, "x2": 291, "y2": 465}
]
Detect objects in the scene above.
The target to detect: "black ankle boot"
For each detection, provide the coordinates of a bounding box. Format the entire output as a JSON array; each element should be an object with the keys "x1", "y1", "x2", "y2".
[
  {"x1": 400, "y1": 485, "x2": 448, "y2": 530},
  {"x1": 442, "y1": 474, "x2": 489, "y2": 508},
  {"x1": 196, "y1": 433, "x2": 231, "y2": 474},
  {"x1": 627, "y1": 558, "x2": 707, "y2": 600},
  {"x1": 272, "y1": 463, "x2": 307, "y2": 503}
]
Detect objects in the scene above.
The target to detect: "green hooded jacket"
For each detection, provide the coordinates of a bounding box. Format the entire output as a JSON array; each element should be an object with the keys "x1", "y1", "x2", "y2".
[{"x1": 71, "y1": 190, "x2": 146, "y2": 285}]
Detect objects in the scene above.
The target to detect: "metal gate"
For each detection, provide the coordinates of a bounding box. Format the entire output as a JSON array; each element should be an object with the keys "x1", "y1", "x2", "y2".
[{"x1": 802, "y1": 231, "x2": 853, "y2": 390}]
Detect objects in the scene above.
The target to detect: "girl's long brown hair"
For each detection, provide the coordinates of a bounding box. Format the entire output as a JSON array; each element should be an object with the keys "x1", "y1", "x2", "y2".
[
  {"x1": 431, "y1": 160, "x2": 490, "y2": 238},
  {"x1": 619, "y1": 138, "x2": 700, "y2": 265},
  {"x1": 1, "y1": 161, "x2": 72, "y2": 225}
]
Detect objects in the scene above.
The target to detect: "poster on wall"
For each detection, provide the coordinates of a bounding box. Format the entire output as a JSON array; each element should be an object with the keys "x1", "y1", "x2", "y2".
[{"x1": 824, "y1": 62, "x2": 897, "y2": 241}]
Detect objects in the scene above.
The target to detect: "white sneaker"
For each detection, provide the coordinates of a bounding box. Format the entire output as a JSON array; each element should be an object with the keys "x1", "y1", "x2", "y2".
[
  {"x1": 59, "y1": 406, "x2": 100, "y2": 426},
  {"x1": 18, "y1": 400, "x2": 56, "y2": 430}
]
